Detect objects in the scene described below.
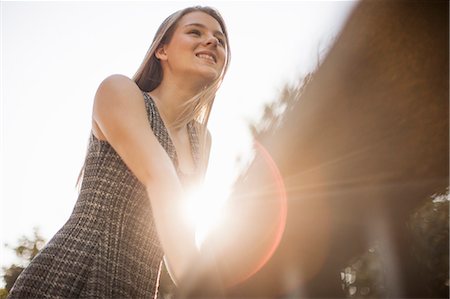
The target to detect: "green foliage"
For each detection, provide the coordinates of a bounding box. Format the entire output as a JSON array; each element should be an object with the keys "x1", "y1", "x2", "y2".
[
  {"x1": 8, "y1": 228, "x2": 45, "y2": 264},
  {"x1": 2, "y1": 265, "x2": 23, "y2": 294},
  {"x1": 1, "y1": 227, "x2": 46, "y2": 294},
  {"x1": 340, "y1": 247, "x2": 388, "y2": 298},
  {"x1": 0, "y1": 288, "x2": 8, "y2": 299},
  {"x1": 341, "y1": 190, "x2": 449, "y2": 298},
  {"x1": 408, "y1": 191, "x2": 449, "y2": 297}
]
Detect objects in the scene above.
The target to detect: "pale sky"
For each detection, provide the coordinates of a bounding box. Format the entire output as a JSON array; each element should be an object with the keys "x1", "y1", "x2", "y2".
[{"x1": 1, "y1": 0, "x2": 357, "y2": 275}]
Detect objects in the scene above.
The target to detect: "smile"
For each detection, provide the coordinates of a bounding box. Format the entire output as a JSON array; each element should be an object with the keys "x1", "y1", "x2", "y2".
[{"x1": 196, "y1": 53, "x2": 216, "y2": 64}]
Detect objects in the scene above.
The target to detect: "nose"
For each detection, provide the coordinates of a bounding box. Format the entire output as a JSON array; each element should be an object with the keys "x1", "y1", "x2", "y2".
[{"x1": 204, "y1": 35, "x2": 219, "y2": 47}]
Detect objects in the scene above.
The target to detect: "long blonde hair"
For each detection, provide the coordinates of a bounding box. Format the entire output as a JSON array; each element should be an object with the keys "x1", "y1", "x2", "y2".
[
  {"x1": 77, "y1": 6, "x2": 230, "y2": 188},
  {"x1": 133, "y1": 5, "x2": 231, "y2": 171}
]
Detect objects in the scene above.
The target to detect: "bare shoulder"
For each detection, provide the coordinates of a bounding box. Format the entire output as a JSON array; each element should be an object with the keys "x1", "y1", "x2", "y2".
[
  {"x1": 95, "y1": 74, "x2": 142, "y2": 104},
  {"x1": 93, "y1": 74, "x2": 146, "y2": 120},
  {"x1": 92, "y1": 74, "x2": 146, "y2": 140},
  {"x1": 99, "y1": 74, "x2": 135, "y2": 89}
]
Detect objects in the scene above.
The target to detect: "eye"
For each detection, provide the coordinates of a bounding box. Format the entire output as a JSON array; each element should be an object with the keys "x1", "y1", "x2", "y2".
[
  {"x1": 216, "y1": 37, "x2": 226, "y2": 47},
  {"x1": 188, "y1": 29, "x2": 201, "y2": 36}
]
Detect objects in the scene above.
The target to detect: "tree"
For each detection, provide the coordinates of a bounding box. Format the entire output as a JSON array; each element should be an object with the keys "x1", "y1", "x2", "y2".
[
  {"x1": 340, "y1": 190, "x2": 449, "y2": 298},
  {"x1": 1, "y1": 227, "x2": 45, "y2": 298},
  {"x1": 249, "y1": 72, "x2": 314, "y2": 141},
  {"x1": 233, "y1": 1, "x2": 448, "y2": 297}
]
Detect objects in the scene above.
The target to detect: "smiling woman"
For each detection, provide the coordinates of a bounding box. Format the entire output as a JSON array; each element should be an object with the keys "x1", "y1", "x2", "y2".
[
  {"x1": 7, "y1": 6, "x2": 236, "y2": 298},
  {"x1": 2, "y1": 1, "x2": 361, "y2": 297}
]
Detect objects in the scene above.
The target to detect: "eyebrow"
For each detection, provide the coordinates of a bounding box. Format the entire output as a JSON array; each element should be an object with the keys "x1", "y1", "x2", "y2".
[{"x1": 184, "y1": 23, "x2": 226, "y2": 39}]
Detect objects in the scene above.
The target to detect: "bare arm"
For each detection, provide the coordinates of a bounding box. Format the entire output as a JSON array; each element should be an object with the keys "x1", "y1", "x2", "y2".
[
  {"x1": 92, "y1": 74, "x2": 196, "y2": 284},
  {"x1": 92, "y1": 75, "x2": 271, "y2": 292}
]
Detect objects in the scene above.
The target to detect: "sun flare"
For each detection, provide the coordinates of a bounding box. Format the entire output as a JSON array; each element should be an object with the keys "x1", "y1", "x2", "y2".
[{"x1": 183, "y1": 182, "x2": 231, "y2": 249}]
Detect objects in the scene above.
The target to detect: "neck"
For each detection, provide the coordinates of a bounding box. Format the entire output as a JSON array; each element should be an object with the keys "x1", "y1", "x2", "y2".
[{"x1": 149, "y1": 79, "x2": 201, "y2": 130}]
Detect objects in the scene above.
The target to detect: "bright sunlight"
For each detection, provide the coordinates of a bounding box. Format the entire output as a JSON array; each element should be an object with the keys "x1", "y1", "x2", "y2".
[{"x1": 183, "y1": 181, "x2": 231, "y2": 249}]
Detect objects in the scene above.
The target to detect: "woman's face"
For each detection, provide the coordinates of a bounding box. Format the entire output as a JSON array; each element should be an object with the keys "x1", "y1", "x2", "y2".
[{"x1": 158, "y1": 11, "x2": 227, "y2": 87}]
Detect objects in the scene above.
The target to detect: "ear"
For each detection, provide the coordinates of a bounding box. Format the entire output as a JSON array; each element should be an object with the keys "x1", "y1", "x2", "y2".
[{"x1": 155, "y1": 45, "x2": 168, "y2": 61}]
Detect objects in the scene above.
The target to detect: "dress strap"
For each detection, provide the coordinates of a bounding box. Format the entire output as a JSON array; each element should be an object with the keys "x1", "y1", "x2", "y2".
[
  {"x1": 142, "y1": 92, "x2": 177, "y2": 167},
  {"x1": 141, "y1": 91, "x2": 200, "y2": 178}
]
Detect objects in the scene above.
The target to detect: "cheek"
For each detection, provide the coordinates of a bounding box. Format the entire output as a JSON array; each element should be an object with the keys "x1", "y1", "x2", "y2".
[
  {"x1": 169, "y1": 37, "x2": 194, "y2": 57},
  {"x1": 179, "y1": 36, "x2": 197, "y2": 51},
  {"x1": 219, "y1": 50, "x2": 227, "y2": 66}
]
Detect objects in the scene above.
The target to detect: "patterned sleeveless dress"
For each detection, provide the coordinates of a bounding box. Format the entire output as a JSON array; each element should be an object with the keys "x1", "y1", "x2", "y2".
[{"x1": 9, "y1": 92, "x2": 201, "y2": 298}]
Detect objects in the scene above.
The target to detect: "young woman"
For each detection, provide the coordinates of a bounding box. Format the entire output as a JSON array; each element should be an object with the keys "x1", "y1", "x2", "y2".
[{"x1": 9, "y1": 6, "x2": 230, "y2": 298}]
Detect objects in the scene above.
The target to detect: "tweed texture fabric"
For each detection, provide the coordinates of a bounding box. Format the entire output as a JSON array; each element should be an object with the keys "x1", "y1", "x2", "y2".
[{"x1": 9, "y1": 92, "x2": 200, "y2": 298}]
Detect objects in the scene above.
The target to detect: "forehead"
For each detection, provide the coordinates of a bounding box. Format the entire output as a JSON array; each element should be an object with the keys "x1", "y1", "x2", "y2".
[{"x1": 177, "y1": 11, "x2": 224, "y2": 34}]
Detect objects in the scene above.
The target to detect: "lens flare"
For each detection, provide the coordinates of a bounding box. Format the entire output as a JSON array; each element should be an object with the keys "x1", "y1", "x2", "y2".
[
  {"x1": 233, "y1": 140, "x2": 288, "y2": 285},
  {"x1": 183, "y1": 182, "x2": 231, "y2": 249},
  {"x1": 182, "y1": 141, "x2": 287, "y2": 287}
]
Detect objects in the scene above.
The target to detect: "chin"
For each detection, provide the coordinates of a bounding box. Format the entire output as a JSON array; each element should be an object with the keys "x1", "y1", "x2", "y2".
[{"x1": 196, "y1": 71, "x2": 220, "y2": 88}]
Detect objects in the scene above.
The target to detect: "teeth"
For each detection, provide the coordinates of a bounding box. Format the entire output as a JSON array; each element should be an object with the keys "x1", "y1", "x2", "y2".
[{"x1": 197, "y1": 53, "x2": 215, "y2": 62}]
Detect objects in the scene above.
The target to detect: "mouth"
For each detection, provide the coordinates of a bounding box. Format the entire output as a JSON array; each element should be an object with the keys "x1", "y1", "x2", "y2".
[{"x1": 195, "y1": 52, "x2": 217, "y2": 64}]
